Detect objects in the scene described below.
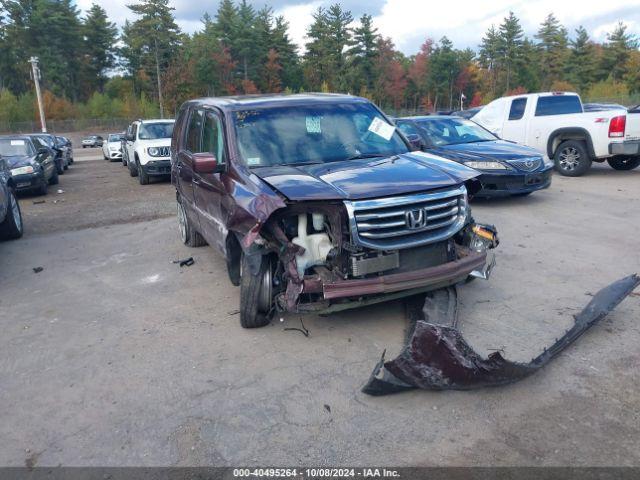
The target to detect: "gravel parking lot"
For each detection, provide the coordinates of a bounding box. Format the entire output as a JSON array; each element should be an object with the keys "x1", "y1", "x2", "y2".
[{"x1": 1, "y1": 149, "x2": 639, "y2": 467}]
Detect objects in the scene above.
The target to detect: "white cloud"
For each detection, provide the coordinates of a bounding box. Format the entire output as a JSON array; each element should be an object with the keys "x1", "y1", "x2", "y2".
[{"x1": 75, "y1": 0, "x2": 640, "y2": 55}]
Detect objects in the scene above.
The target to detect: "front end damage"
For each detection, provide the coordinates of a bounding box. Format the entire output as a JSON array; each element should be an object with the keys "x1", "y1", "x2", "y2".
[
  {"x1": 243, "y1": 185, "x2": 499, "y2": 316},
  {"x1": 362, "y1": 274, "x2": 640, "y2": 395}
]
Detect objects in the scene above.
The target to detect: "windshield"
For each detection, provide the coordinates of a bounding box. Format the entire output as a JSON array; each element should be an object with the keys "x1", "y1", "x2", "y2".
[
  {"x1": 108, "y1": 134, "x2": 124, "y2": 142},
  {"x1": 138, "y1": 122, "x2": 174, "y2": 140},
  {"x1": 414, "y1": 118, "x2": 497, "y2": 146},
  {"x1": 0, "y1": 138, "x2": 34, "y2": 157},
  {"x1": 233, "y1": 102, "x2": 408, "y2": 167}
]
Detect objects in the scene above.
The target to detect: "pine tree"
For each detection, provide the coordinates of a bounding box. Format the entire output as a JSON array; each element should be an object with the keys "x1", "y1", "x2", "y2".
[
  {"x1": 346, "y1": 14, "x2": 380, "y2": 93},
  {"x1": 478, "y1": 25, "x2": 500, "y2": 96},
  {"x1": 603, "y1": 22, "x2": 638, "y2": 81},
  {"x1": 566, "y1": 26, "x2": 597, "y2": 92},
  {"x1": 535, "y1": 13, "x2": 569, "y2": 89},
  {"x1": 82, "y1": 4, "x2": 118, "y2": 94},
  {"x1": 497, "y1": 12, "x2": 524, "y2": 92},
  {"x1": 122, "y1": 0, "x2": 181, "y2": 117}
]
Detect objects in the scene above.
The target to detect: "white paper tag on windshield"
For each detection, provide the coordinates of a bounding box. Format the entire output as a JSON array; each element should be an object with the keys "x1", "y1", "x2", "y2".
[
  {"x1": 10, "y1": 140, "x2": 25, "y2": 146},
  {"x1": 368, "y1": 117, "x2": 395, "y2": 141},
  {"x1": 247, "y1": 157, "x2": 261, "y2": 166}
]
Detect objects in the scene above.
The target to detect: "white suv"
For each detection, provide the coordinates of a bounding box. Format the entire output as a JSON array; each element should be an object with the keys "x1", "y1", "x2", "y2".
[{"x1": 124, "y1": 119, "x2": 175, "y2": 185}]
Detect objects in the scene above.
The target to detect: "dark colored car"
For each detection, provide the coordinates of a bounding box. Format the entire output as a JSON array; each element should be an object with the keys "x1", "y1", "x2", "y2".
[
  {"x1": 0, "y1": 135, "x2": 58, "y2": 195},
  {"x1": 82, "y1": 135, "x2": 104, "y2": 148},
  {"x1": 55, "y1": 136, "x2": 74, "y2": 165},
  {"x1": 0, "y1": 156, "x2": 24, "y2": 240},
  {"x1": 172, "y1": 94, "x2": 498, "y2": 329},
  {"x1": 395, "y1": 116, "x2": 553, "y2": 197},
  {"x1": 30, "y1": 133, "x2": 67, "y2": 175},
  {"x1": 453, "y1": 106, "x2": 482, "y2": 119},
  {"x1": 582, "y1": 103, "x2": 627, "y2": 112}
]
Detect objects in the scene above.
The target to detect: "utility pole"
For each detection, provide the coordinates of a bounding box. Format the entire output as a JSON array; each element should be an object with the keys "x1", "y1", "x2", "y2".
[
  {"x1": 154, "y1": 38, "x2": 164, "y2": 119},
  {"x1": 29, "y1": 57, "x2": 47, "y2": 133}
]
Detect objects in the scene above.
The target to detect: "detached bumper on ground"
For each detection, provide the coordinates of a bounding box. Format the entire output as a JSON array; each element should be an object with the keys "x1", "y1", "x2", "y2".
[{"x1": 362, "y1": 274, "x2": 640, "y2": 395}]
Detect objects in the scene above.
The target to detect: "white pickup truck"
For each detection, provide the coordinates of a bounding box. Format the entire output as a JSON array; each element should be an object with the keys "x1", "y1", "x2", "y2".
[{"x1": 472, "y1": 92, "x2": 640, "y2": 176}]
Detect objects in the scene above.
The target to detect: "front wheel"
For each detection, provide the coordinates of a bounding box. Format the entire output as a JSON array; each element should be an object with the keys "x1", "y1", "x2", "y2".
[
  {"x1": 239, "y1": 254, "x2": 274, "y2": 328},
  {"x1": 0, "y1": 190, "x2": 23, "y2": 240},
  {"x1": 607, "y1": 156, "x2": 640, "y2": 171},
  {"x1": 128, "y1": 160, "x2": 138, "y2": 177},
  {"x1": 138, "y1": 162, "x2": 150, "y2": 185},
  {"x1": 48, "y1": 169, "x2": 59, "y2": 185},
  {"x1": 554, "y1": 140, "x2": 591, "y2": 177}
]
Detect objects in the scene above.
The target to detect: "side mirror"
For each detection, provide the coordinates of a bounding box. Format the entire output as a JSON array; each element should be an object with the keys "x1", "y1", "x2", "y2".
[
  {"x1": 193, "y1": 152, "x2": 224, "y2": 174},
  {"x1": 126, "y1": 134, "x2": 134, "y2": 142},
  {"x1": 406, "y1": 134, "x2": 424, "y2": 151},
  {"x1": 37, "y1": 147, "x2": 49, "y2": 157}
]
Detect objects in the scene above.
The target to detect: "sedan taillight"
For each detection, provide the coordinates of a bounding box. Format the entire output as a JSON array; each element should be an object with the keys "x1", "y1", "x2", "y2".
[{"x1": 609, "y1": 115, "x2": 626, "y2": 138}]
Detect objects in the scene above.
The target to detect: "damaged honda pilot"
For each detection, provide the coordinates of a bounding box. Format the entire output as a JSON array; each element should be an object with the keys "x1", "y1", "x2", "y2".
[{"x1": 171, "y1": 94, "x2": 498, "y2": 328}]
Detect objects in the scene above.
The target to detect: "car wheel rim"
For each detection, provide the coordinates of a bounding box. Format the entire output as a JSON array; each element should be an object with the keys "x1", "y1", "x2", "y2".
[
  {"x1": 258, "y1": 258, "x2": 273, "y2": 313},
  {"x1": 10, "y1": 193, "x2": 22, "y2": 232},
  {"x1": 559, "y1": 147, "x2": 580, "y2": 171},
  {"x1": 177, "y1": 201, "x2": 187, "y2": 243}
]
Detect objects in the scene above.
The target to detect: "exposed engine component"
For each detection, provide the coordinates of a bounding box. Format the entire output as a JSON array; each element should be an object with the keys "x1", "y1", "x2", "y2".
[
  {"x1": 292, "y1": 213, "x2": 333, "y2": 277},
  {"x1": 350, "y1": 251, "x2": 400, "y2": 277}
]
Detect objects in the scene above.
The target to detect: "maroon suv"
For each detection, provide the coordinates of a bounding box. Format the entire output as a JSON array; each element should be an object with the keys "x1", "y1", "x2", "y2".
[{"x1": 171, "y1": 94, "x2": 497, "y2": 328}]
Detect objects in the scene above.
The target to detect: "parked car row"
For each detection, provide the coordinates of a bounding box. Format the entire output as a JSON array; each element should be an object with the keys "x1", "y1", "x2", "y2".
[
  {"x1": 0, "y1": 155, "x2": 24, "y2": 241},
  {"x1": 0, "y1": 133, "x2": 73, "y2": 197}
]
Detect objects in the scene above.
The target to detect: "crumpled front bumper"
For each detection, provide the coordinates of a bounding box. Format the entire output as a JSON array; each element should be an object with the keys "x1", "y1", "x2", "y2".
[
  {"x1": 362, "y1": 274, "x2": 640, "y2": 395},
  {"x1": 301, "y1": 247, "x2": 487, "y2": 301}
]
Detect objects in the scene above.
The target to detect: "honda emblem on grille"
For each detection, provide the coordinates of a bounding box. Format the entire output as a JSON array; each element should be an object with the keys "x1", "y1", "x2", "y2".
[{"x1": 406, "y1": 208, "x2": 427, "y2": 230}]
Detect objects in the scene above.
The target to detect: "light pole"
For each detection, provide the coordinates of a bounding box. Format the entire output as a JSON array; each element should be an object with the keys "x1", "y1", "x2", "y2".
[{"x1": 29, "y1": 57, "x2": 47, "y2": 133}]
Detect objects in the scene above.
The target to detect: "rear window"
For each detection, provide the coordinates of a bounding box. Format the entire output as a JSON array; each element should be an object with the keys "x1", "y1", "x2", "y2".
[
  {"x1": 508, "y1": 98, "x2": 527, "y2": 120},
  {"x1": 535, "y1": 95, "x2": 582, "y2": 116}
]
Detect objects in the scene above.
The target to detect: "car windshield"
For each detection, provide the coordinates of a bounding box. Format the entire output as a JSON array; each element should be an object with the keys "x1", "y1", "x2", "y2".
[
  {"x1": 108, "y1": 134, "x2": 124, "y2": 142},
  {"x1": 0, "y1": 138, "x2": 34, "y2": 157},
  {"x1": 233, "y1": 102, "x2": 409, "y2": 167},
  {"x1": 414, "y1": 118, "x2": 497, "y2": 146},
  {"x1": 139, "y1": 122, "x2": 174, "y2": 140}
]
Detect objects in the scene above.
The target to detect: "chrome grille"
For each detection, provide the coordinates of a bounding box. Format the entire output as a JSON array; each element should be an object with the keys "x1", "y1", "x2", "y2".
[
  {"x1": 508, "y1": 157, "x2": 542, "y2": 172},
  {"x1": 344, "y1": 186, "x2": 468, "y2": 250}
]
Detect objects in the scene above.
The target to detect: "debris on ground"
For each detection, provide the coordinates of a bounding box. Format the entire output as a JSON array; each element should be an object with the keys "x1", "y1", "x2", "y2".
[
  {"x1": 362, "y1": 274, "x2": 640, "y2": 395},
  {"x1": 56, "y1": 189, "x2": 64, "y2": 194},
  {"x1": 324, "y1": 404, "x2": 331, "y2": 413},
  {"x1": 284, "y1": 317, "x2": 310, "y2": 337},
  {"x1": 32, "y1": 200, "x2": 46, "y2": 205},
  {"x1": 172, "y1": 257, "x2": 194, "y2": 267},
  {"x1": 32, "y1": 267, "x2": 44, "y2": 274}
]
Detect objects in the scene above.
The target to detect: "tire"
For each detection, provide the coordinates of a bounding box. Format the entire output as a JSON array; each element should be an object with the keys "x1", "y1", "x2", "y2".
[
  {"x1": 239, "y1": 254, "x2": 273, "y2": 329},
  {"x1": 36, "y1": 180, "x2": 47, "y2": 196},
  {"x1": 128, "y1": 160, "x2": 138, "y2": 177},
  {"x1": 607, "y1": 157, "x2": 640, "y2": 171},
  {"x1": 0, "y1": 189, "x2": 24, "y2": 240},
  {"x1": 48, "y1": 169, "x2": 59, "y2": 185},
  {"x1": 138, "y1": 161, "x2": 150, "y2": 185},
  {"x1": 176, "y1": 196, "x2": 207, "y2": 247},
  {"x1": 554, "y1": 140, "x2": 591, "y2": 177},
  {"x1": 64, "y1": 163, "x2": 69, "y2": 170},
  {"x1": 56, "y1": 159, "x2": 64, "y2": 175}
]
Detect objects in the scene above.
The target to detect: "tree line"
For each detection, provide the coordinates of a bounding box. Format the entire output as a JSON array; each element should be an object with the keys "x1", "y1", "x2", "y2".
[{"x1": 0, "y1": 0, "x2": 639, "y2": 125}]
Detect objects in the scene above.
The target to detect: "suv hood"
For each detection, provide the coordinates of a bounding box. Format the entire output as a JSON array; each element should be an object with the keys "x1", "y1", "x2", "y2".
[
  {"x1": 136, "y1": 138, "x2": 171, "y2": 147},
  {"x1": 428, "y1": 140, "x2": 541, "y2": 163},
  {"x1": 253, "y1": 152, "x2": 480, "y2": 201}
]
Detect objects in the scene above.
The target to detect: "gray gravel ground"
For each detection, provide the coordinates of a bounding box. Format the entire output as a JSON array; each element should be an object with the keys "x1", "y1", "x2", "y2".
[{"x1": 0, "y1": 152, "x2": 639, "y2": 467}]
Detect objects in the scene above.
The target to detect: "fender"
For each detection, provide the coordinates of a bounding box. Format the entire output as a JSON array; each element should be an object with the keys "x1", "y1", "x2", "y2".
[{"x1": 546, "y1": 127, "x2": 596, "y2": 159}]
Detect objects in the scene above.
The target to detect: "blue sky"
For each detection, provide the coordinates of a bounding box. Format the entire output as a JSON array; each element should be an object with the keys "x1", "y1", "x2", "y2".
[{"x1": 77, "y1": 0, "x2": 640, "y2": 55}]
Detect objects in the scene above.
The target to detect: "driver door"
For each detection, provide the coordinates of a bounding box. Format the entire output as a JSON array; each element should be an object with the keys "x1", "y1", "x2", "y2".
[{"x1": 193, "y1": 109, "x2": 228, "y2": 253}]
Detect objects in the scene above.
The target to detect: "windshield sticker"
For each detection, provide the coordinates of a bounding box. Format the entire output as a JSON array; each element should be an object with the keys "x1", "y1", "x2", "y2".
[
  {"x1": 368, "y1": 117, "x2": 395, "y2": 141},
  {"x1": 247, "y1": 157, "x2": 261, "y2": 166},
  {"x1": 10, "y1": 140, "x2": 25, "y2": 146},
  {"x1": 306, "y1": 116, "x2": 322, "y2": 134}
]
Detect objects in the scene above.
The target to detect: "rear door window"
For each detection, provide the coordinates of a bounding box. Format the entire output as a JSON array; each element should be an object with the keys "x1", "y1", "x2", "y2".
[
  {"x1": 535, "y1": 95, "x2": 582, "y2": 116},
  {"x1": 508, "y1": 98, "x2": 527, "y2": 120}
]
